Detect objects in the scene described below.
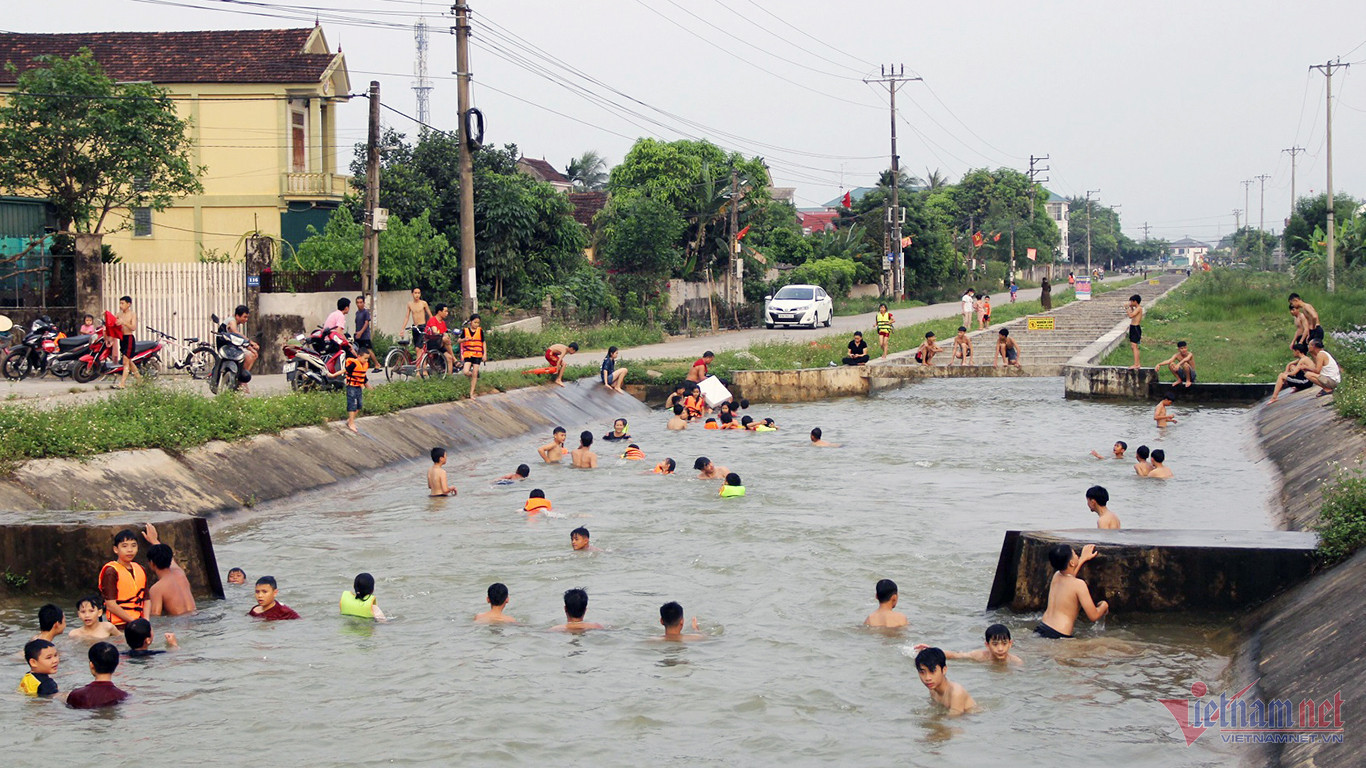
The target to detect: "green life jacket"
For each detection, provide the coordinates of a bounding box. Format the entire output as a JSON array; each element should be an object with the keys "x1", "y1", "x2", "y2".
[
  {"x1": 754, "y1": 425, "x2": 777, "y2": 433},
  {"x1": 719, "y1": 485, "x2": 746, "y2": 498},
  {"x1": 876, "y1": 312, "x2": 893, "y2": 334},
  {"x1": 340, "y1": 591, "x2": 376, "y2": 619}
]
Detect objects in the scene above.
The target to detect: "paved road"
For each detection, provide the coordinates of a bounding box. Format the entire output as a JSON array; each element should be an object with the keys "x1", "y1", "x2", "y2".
[{"x1": 0, "y1": 279, "x2": 1099, "y2": 409}]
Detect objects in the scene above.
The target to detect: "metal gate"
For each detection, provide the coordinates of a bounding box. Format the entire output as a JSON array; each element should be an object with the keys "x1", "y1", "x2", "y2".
[{"x1": 102, "y1": 262, "x2": 245, "y2": 346}]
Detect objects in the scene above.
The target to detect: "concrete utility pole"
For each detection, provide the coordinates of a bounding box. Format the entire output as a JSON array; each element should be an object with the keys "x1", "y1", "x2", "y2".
[
  {"x1": 1282, "y1": 146, "x2": 1306, "y2": 219},
  {"x1": 454, "y1": 1, "x2": 478, "y2": 314},
  {"x1": 864, "y1": 64, "x2": 921, "y2": 299},
  {"x1": 362, "y1": 80, "x2": 381, "y2": 314},
  {"x1": 1311, "y1": 59, "x2": 1348, "y2": 293},
  {"x1": 1085, "y1": 189, "x2": 1100, "y2": 275},
  {"x1": 1027, "y1": 154, "x2": 1049, "y2": 222},
  {"x1": 1241, "y1": 179, "x2": 1254, "y2": 235},
  {"x1": 1108, "y1": 203, "x2": 1122, "y2": 269},
  {"x1": 729, "y1": 169, "x2": 740, "y2": 307},
  {"x1": 1141, "y1": 222, "x2": 1152, "y2": 241},
  {"x1": 1256, "y1": 173, "x2": 1271, "y2": 269},
  {"x1": 1232, "y1": 209, "x2": 1242, "y2": 261}
]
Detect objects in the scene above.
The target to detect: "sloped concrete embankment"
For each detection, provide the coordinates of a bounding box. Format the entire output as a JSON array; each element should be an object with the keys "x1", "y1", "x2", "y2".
[
  {"x1": 1233, "y1": 393, "x2": 1366, "y2": 768},
  {"x1": 0, "y1": 381, "x2": 650, "y2": 515}
]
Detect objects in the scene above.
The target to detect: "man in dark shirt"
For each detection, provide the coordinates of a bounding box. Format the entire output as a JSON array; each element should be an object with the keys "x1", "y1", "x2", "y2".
[
  {"x1": 249, "y1": 576, "x2": 301, "y2": 621},
  {"x1": 67, "y1": 642, "x2": 129, "y2": 709},
  {"x1": 843, "y1": 331, "x2": 870, "y2": 366},
  {"x1": 353, "y1": 294, "x2": 378, "y2": 368}
]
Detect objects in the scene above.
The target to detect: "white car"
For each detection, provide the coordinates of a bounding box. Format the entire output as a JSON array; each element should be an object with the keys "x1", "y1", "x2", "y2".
[{"x1": 764, "y1": 284, "x2": 834, "y2": 329}]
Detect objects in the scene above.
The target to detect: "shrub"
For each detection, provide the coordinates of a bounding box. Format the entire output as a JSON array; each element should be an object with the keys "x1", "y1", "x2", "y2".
[
  {"x1": 786, "y1": 256, "x2": 859, "y2": 297},
  {"x1": 1317, "y1": 469, "x2": 1366, "y2": 563}
]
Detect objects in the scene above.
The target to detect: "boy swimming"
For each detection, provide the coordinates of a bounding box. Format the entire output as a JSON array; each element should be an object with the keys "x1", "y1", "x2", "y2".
[
  {"x1": 658, "y1": 601, "x2": 706, "y2": 641},
  {"x1": 1147, "y1": 449, "x2": 1173, "y2": 479},
  {"x1": 1090, "y1": 441, "x2": 1126, "y2": 460},
  {"x1": 719, "y1": 472, "x2": 746, "y2": 498},
  {"x1": 496, "y1": 464, "x2": 531, "y2": 484},
  {"x1": 693, "y1": 457, "x2": 729, "y2": 479},
  {"x1": 20, "y1": 639, "x2": 59, "y2": 697},
  {"x1": 538, "y1": 426, "x2": 568, "y2": 463},
  {"x1": 249, "y1": 576, "x2": 300, "y2": 621},
  {"x1": 428, "y1": 447, "x2": 457, "y2": 496},
  {"x1": 570, "y1": 527, "x2": 601, "y2": 552},
  {"x1": 475, "y1": 583, "x2": 517, "y2": 623},
  {"x1": 340, "y1": 572, "x2": 388, "y2": 622},
  {"x1": 69, "y1": 595, "x2": 118, "y2": 640},
  {"x1": 571, "y1": 431, "x2": 598, "y2": 468},
  {"x1": 1154, "y1": 393, "x2": 1178, "y2": 427},
  {"x1": 809, "y1": 428, "x2": 840, "y2": 447},
  {"x1": 226, "y1": 568, "x2": 247, "y2": 585},
  {"x1": 915, "y1": 647, "x2": 977, "y2": 715},
  {"x1": 916, "y1": 624, "x2": 1022, "y2": 666},
  {"x1": 667, "y1": 404, "x2": 689, "y2": 430},
  {"x1": 1133, "y1": 445, "x2": 1153, "y2": 477},
  {"x1": 1086, "y1": 485, "x2": 1121, "y2": 529},
  {"x1": 863, "y1": 578, "x2": 908, "y2": 628},
  {"x1": 551, "y1": 588, "x2": 604, "y2": 632},
  {"x1": 524, "y1": 489, "x2": 552, "y2": 515},
  {"x1": 653, "y1": 458, "x2": 676, "y2": 475},
  {"x1": 33, "y1": 604, "x2": 65, "y2": 641},
  {"x1": 1035, "y1": 543, "x2": 1108, "y2": 638}
]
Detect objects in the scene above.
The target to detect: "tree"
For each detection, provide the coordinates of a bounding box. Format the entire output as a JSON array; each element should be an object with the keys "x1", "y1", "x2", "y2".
[
  {"x1": 565, "y1": 150, "x2": 609, "y2": 191},
  {"x1": 0, "y1": 50, "x2": 203, "y2": 233},
  {"x1": 293, "y1": 208, "x2": 460, "y2": 297},
  {"x1": 596, "y1": 195, "x2": 686, "y2": 318}
]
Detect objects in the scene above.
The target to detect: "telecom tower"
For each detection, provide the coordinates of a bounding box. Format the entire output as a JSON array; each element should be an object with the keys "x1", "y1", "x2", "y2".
[{"x1": 412, "y1": 16, "x2": 433, "y2": 126}]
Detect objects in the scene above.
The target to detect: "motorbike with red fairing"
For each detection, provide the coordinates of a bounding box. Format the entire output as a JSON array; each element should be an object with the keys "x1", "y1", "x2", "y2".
[{"x1": 282, "y1": 324, "x2": 352, "y2": 392}]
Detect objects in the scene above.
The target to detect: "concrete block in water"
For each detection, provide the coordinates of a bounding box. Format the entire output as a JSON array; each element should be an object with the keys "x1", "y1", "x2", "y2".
[
  {"x1": 0, "y1": 509, "x2": 224, "y2": 599},
  {"x1": 732, "y1": 366, "x2": 869, "y2": 404},
  {"x1": 987, "y1": 529, "x2": 1320, "y2": 613},
  {"x1": 1063, "y1": 364, "x2": 1157, "y2": 399}
]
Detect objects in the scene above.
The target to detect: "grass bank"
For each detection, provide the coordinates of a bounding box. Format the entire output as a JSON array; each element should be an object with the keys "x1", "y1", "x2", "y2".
[{"x1": 1100, "y1": 270, "x2": 1366, "y2": 383}]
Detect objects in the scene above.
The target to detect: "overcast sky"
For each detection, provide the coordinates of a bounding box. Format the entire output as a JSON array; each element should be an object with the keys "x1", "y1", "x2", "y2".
[{"x1": 17, "y1": 0, "x2": 1366, "y2": 243}]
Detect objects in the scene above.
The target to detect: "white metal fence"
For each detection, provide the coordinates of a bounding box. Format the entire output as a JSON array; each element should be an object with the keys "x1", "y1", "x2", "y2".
[{"x1": 102, "y1": 262, "x2": 245, "y2": 349}]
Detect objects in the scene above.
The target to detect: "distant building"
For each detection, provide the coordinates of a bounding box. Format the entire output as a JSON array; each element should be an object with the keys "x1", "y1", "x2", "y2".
[
  {"x1": 0, "y1": 27, "x2": 352, "y2": 262},
  {"x1": 797, "y1": 209, "x2": 838, "y2": 235},
  {"x1": 517, "y1": 157, "x2": 574, "y2": 194},
  {"x1": 566, "y1": 190, "x2": 607, "y2": 261},
  {"x1": 822, "y1": 187, "x2": 875, "y2": 210},
  {"x1": 1044, "y1": 190, "x2": 1070, "y2": 265},
  {"x1": 768, "y1": 187, "x2": 796, "y2": 204},
  {"x1": 1168, "y1": 236, "x2": 1211, "y2": 266}
]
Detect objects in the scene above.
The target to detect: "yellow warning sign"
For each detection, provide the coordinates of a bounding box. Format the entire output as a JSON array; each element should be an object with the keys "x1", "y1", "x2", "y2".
[
  {"x1": 1027, "y1": 316, "x2": 1055, "y2": 331},
  {"x1": 1149, "y1": 279, "x2": 1160, "y2": 285}
]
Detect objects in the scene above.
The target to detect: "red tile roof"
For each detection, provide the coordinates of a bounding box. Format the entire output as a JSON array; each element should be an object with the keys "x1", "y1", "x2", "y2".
[
  {"x1": 567, "y1": 191, "x2": 608, "y2": 227},
  {"x1": 518, "y1": 157, "x2": 571, "y2": 185},
  {"x1": 0, "y1": 29, "x2": 339, "y2": 85}
]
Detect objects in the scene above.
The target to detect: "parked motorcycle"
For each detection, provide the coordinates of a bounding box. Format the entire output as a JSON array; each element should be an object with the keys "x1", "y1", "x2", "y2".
[
  {"x1": 283, "y1": 324, "x2": 352, "y2": 392},
  {"x1": 1, "y1": 316, "x2": 93, "y2": 380},
  {"x1": 206, "y1": 314, "x2": 253, "y2": 394},
  {"x1": 72, "y1": 325, "x2": 164, "y2": 384}
]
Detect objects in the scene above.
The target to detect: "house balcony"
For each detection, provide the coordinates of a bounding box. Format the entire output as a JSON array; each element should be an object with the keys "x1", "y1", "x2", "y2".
[{"x1": 283, "y1": 172, "x2": 350, "y2": 201}]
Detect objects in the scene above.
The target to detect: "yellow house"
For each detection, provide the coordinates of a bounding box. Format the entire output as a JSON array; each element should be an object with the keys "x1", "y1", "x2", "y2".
[{"x1": 0, "y1": 27, "x2": 351, "y2": 263}]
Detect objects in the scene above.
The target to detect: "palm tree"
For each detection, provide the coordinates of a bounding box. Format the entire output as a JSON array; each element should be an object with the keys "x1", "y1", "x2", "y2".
[
  {"x1": 925, "y1": 168, "x2": 949, "y2": 191},
  {"x1": 565, "y1": 151, "x2": 608, "y2": 191}
]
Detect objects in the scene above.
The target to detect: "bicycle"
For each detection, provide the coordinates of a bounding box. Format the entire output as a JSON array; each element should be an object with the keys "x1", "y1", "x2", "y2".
[
  {"x1": 384, "y1": 325, "x2": 450, "y2": 381},
  {"x1": 147, "y1": 325, "x2": 216, "y2": 380}
]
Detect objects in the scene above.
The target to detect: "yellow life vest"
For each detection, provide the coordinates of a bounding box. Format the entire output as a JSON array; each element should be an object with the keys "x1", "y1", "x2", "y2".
[
  {"x1": 755, "y1": 425, "x2": 777, "y2": 433},
  {"x1": 719, "y1": 484, "x2": 746, "y2": 498},
  {"x1": 339, "y1": 591, "x2": 376, "y2": 619},
  {"x1": 98, "y1": 561, "x2": 147, "y2": 627},
  {"x1": 876, "y1": 312, "x2": 894, "y2": 334}
]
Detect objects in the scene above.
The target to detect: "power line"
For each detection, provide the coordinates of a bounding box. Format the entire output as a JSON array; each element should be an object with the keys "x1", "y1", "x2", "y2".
[
  {"x1": 656, "y1": 0, "x2": 863, "y2": 81},
  {"x1": 708, "y1": 0, "x2": 868, "y2": 77},
  {"x1": 738, "y1": 0, "x2": 875, "y2": 69}
]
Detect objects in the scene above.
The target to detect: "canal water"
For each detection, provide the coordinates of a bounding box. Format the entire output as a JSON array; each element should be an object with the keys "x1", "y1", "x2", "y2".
[{"x1": 1, "y1": 378, "x2": 1272, "y2": 766}]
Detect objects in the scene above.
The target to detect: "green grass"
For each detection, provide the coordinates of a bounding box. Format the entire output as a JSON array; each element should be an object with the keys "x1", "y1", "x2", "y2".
[
  {"x1": 832, "y1": 296, "x2": 926, "y2": 317},
  {"x1": 488, "y1": 321, "x2": 665, "y2": 359},
  {"x1": 1100, "y1": 270, "x2": 1366, "y2": 382},
  {"x1": 1316, "y1": 468, "x2": 1366, "y2": 563}
]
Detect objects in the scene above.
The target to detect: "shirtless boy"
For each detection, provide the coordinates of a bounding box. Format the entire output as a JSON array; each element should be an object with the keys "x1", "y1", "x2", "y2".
[
  {"x1": 1155, "y1": 341, "x2": 1196, "y2": 387},
  {"x1": 538, "y1": 427, "x2": 568, "y2": 463},
  {"x1": 474, "y1": 583, "x2": 516, "y2": 623},
  {"x1": 863, "y1": 578, "x2": 908, "y2": 628},
  {"x1": 147, "y1": 543, "x2": 196, "y2": 616},
  {"x1": 1091, "y1": 441, "x2": 1127, "y2": 460},
  {"x1": 1154, "y1": 394, "x2": 1177, "y2": 427},
  {"x1": 1035, "y1": 543, "x2": 1109, "y2": 639},
  {"x1": 1289, "y1": 293, "x2": 1323, "y2": 344},
  {"x1": 913, "y1": 332, "x2": 943, "y2": 366},
  {"x1": 915, "y1": 647, "x2": 977, "y2": 715},
  {"x1": 1086, "y1": 485, "x2": 1121, "y2": 529},
  {"x1": 693, "y1": 456, "x2": 729, "y2": 480},
  {"x1": 951, "y1": 326, "x2": 973, "y2": 366},
  {"x1": 69, "y1": 596, "x2": 117, "y2": 640},
  {"x1": 570, "y1": 527, "x2": 601, "y2": 553},
  {"x1": 995, "y1": 328, "x2": 1021, "y2": 367},
  {"x1": 686, "y1": 351, "x2": 715, "y2": 384},
  {"x1": 658, "y1": 601, "x2": 705, "y2": 641},
  {"x1": 428, "y1": 447, "x2": 457, "y2": 496},
  {"x1": 1133, "y1": 445, "x2": 1153, "y2": 477},
  {"x1": 667, "y1": 404, "x2": 689, "y2": 430},
  {"x1": 115, "y1": 295, "x2": 140, "y2": 389},
  {"x1": 1289, "y1": 305, "x2": 1309, "y2": 350},
  {"x1": 571, "y1": 431, "x2": 598, "y2": 468},
  {"x1": 402, "y1": 288, "x2": 433, "y2": 335},
  {"x1": 545, "y1": 342, "x2": 579, "y2": 387},
  {"x1": 915, "y1": 623, "x2": 1022, "y2": 666},
  {"x1": 1126, "y1": 294, "x2": 1144, "y2": 368},
  {"x1": 551, "y1": 588, "x2": 604, "y2": 632},
  {"x1": 809, "y1": 427, "x2": 840, "y2": 447},
  {"x1": 1147, "y1": 449, "x2": 1173, "y2": 479}
]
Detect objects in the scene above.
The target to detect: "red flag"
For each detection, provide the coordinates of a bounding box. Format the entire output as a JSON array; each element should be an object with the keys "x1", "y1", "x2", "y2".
[
  {"x1": 992, "y1": 232, "x2": 1002, "y2": 242},
  {"x1": 972, "y1": 232, "x2": 985, "y2": 248},
  {"x1": 1026, "y1": 247, "x2": 1037, "y2": 261},
  {"x1": 736, "y1": 225, "x2": 751, "y2": 240},
  {"x1": 900, "y1": 235, "x2": 912, "y2": 248},
  {"x1": 841, "y1": 190, "x2": 852, "y2": 208}
]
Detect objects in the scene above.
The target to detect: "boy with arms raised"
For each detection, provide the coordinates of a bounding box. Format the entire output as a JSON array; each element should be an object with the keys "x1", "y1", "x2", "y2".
[
  {"x1": 1035, "y1": 543, "x2": 1109, "y2": 638},
  {"x1": 474, "y1": 583, "x2": 517, "y2": 624},
  {"x1": 915, "y1": 647, "x2": 976, "y2": 715},
  {"x1": 863, "y1": 578, "x2": 908, "y2": 628},
  {"x1": 147, "y1": 543, "x2": 196, "y2": 616},
  {"x1": 915, "y1": 624, "x2": 1022, "y2": 666}
]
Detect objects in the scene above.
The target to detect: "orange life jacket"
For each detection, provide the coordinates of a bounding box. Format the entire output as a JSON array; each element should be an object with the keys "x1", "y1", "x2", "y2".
[
  {"x1": 98, "y1": 560, "x2": 147, "y2": 627},
  {"x1": 524, "y1": 497, "x2": 552, "y2": 514},
  {"x1": 622, "y1": 446, "x2": 645, "y2": 460},
  {"x1": 684, "y1": 395, "x2": 704, "y2": 419},
  {"x1": 345, "y1": 357, "x2": 368, "y2": 387},
  {"x1": 704, "y1": 421, "x2": 719, "y2": 430},
  {"x1": 460, "y1": 327, "x2": 485, "y2": 358},
  {"x1": 653, "y1": 464, "x2": 673, "y2": 475}
]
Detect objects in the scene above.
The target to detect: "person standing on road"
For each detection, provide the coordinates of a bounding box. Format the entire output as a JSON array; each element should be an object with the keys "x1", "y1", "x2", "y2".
[
  {"x1": 960, "y1": 289, "x2": 976, "y2": 330},
  {"x1": 1040, "y1": 277, "x2": 1052, "y2": 311},
  {"x1": 353, "y1": 295, "x2": 379, "y2": 369},
  {"x1": 114, "y1": 295, "x2": 139, "y2": 389}
]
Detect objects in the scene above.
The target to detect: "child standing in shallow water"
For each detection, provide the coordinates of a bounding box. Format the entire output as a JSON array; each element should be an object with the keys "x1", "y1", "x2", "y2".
[
  {"x1": 69, "y1": 595, "x2": 118, "y2": 640},
  {"x1": 340, "y1": 572, "x2": 387, "y2": 622}
]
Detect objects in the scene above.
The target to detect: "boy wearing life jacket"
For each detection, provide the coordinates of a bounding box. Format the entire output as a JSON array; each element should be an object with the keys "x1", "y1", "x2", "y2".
[
  {"x1": 719, "y1": 472, "x2": 745, "y2": 498},
  {"x1": 524, "y1": 489, "x2": 552, "y2": 515},
  {"x1": 459, "y1": 313, "x2": 485, "y2": 399},
  {"x1": 428, "y1": 447, "x2": 456, "y2": 497},
  {"x1": 475, "y1": 583, "x2": 517, "y2": 623},
  {"x1": 621, "y1": 443, "x2": 645, "y2": 460},
  {"x1": 682, "y1": 388, "x2": 706, "y2": 422},
  {"x1": 333, "y1": 348, "x2": 370, "y2": 433},
  {"x1": 653, "y1": 458, "x2": 676, "y2": 475},
  {"x1": 100, "y1": 529, "x2": 147, "y2": 630}
]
